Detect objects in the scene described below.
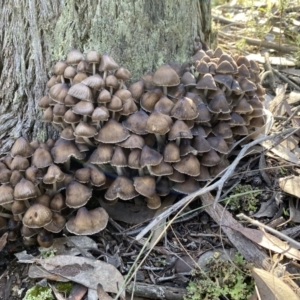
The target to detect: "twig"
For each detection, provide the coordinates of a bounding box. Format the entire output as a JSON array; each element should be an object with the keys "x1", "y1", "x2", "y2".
[
  {"x1": 237, "y1": 213, "x2": 300, "y2": 249},
  {"x1": 212, "y1": 15, "x2": 245, "y2": 27},
  {"x1": 264, "y1": 53, "x2": 276, "y2": 91},
  {"x1": 272, "y1": 68, "x2": 300, "y2": 92},
  {"x1": 218, "y1": 31, "x2": 299, "y2": 53},
  {"x1": 135, "y1": 129, "x2": 295, "y2": 241}
]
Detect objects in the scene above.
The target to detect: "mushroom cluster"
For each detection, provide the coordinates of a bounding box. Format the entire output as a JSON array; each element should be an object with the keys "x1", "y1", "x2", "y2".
[{"x1": 0, "y1": 40, "x2": 265, "y2": 247}]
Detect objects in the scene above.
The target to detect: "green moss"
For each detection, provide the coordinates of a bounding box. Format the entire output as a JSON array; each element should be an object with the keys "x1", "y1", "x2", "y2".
[
  {"x1": 40, "y1": 248, "x2": 57, "y2": 259},
  {"x1": 226, "y1": 184, "x2": 260, "y2": 213},
  {"x1": 55, "y1": 282, "x2": 73, "y2": 296},
  {"x1": 184, "y1": 253, "x2": 254, "y2": 300},
  {"x1": 23, "y1": 286, "x2": 54, "y2": 300}
]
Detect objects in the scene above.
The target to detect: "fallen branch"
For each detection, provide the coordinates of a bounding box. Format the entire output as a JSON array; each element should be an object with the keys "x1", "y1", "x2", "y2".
[
  {"x1": 212, "y1": 15, "x2": 245, "y2": 27},
  {"x1": 135, "y1": 128, "x2": 295, "y2": 241},
  {"x1": 218, "y1": 31, "x2": 299, "y2": 53},
  {"x1": 126, "y1": 283, "x2": 186, "y2": 300}
]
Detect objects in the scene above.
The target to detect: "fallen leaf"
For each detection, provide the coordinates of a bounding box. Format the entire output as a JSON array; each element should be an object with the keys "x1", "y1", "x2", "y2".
[
  {"x1": 28, "y1": 265, "x2": 68, "y2": 282},
  {"x1": 279, "y1": 175, "x2": 300, "y2": 198},
  {"x1": 38, "y1": 255, "x2": 125, "y2": 297},
  {"x1": 0, "y1": 232, "x2": 8, "y2": 251},
  {"x1": 253, "y1": 197, "x2": 278, "y2": 218},
  {"x1": 68, "y1": 283, "x2": 88, "y2": 300},
  {"x1": 97, "y1": 283, "x2": 113, "y2": 300},
  {"x1": 252, "y1": 268, "x2": 299, "y2": 300},
  {"x1": 231, "y1": 226, "x2": 300, "y2": 260}
]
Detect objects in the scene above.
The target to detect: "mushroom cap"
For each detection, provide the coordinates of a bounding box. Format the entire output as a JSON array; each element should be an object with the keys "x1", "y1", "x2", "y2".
[
  {"x1": 163, "y1": 142, "x2": 180, "y2": 163},
  {"x1": 49, "y1": 193, "x2": 66, "y2": 212},
  {"x1": 49, "y1": 83, "x2": 69, "y2": 104},
  {"x1": 152, "y1": 64, "x2": 180, "y2": 87},
  {"x1": 180, "y1": 139, "x2": 198, "y2": 156},
  {"x1": 122, "y1": 110, "x2": 149, "y2": 135},
  {"x1": 149, "y1": 160, "x2": 173, "y2": 176},
  {"x1": 192, "y1": 135, "x2": 211, "y2": 153},
  {"x1": 196, "y1": 73, "x2": 217, "y2": 90},
  {"x1": 153, "y1": 96, "x2": 175, "y2": 115},
  {"x1": 133, "y1": 176, "x2": 156, "y2": 198},
  {"x1": 66, "y1": 49, "x2": 84, "y2": 65},
  {"x1": 92, "y1": 106, "x2": 109, "y2": 122},
  {"x1": 82, "y1": 74, "x2": 105, "y2": 90},
  {"x1": 140, "y1": 145, "x2": 163, "y2": 167},
  {"x1": 14, "y1": 178, "x2": 37, "y2": 200},
  {"x1": 115, "y1": 67, "x2": 132, "y2": 81},
  {"x1": 181, "y1": 72, "x2": 196, "y2": 87},
  {"x1": 97, "y1": 89, "x2": 112, "y2": 104},
  {"x1": 10, "y1": 156, "x2": 29, "y2": 171},
  {"x1": 195, "y1": 165, "x2": 211, "y2": 182},
  {"x1": 111, "y1": 147, "x2": 128, "y2": 167},
  {"x1": 105, "y1": 75, "x2": 119, "y2": 90},
  {"x1": 23, "y1": 204, "x2": 53, "y2": 228},
  {"x1": 95, "y1": 119, "x2": 130, "y2": 144},
  {"x1": 128, "y1": 149, "x2": 142, "y2": 169},
  {"x1": 105, "y1": 176, "x2": 138, "y2": 200},
  {"x1": 0, "y1": 184, "x2": 14, "y2": 205},
  {"x1": 200, "y1": 149, "x2": 221, "y2": 167},
  {"x1": 64, "y1": 109, "x2": 82, "y2": 124},
  {"x1": 44, "y1": 212, "x2": 66, "y2": 233},
  {"x1": 61, "y1": 126, "x2": 75, "y2": 141},
  {"x1": 145, "y1": 112, "x2": 172, "y2": 135},
  {"x1": 31, "y1": 147, "x2": 53, "y2": 168},
  {"x1": 117, "y1": 134, "x2": 145, "y2": 150},
  {"x1": 206, "y1": 136, "x2": 229, "y2": 154},
  {"x1": 172, "y1": 177, "x2": 200, "y2": 195},
  {"x1": 168, "y1": 120, "x2": 193, "y2": 140},
  {"x1": 168, "y1": 169, "x2": 185, "y2": 182},
  {"x1": 233, "y1": 98, "x2": 253, "y2": 114},
  {"x1": 12, "y1": 201, "x2": 27, "y2": 215},
  {"x1": 51, "y1": 139, "x2": 85, "y2": 164},
  {"x1": 212, "y1": 122, "x2": 233, "y2": 139},
  {"x1": 195, "y1": 104, "x2": 211, "y2": 123},
  {"x1": 208, "y1": 94, "x2": 230, "y2": 114},
  {"x1": 228, "y1": 112, "x2": 246, "y2": 126},
  {"x1": 98, "y1": 54, "x2": 119, "y2": 72},
  {"x1": 170, "y1": 97, "x2": 198, "y2": 120},
  {"x1": 11, "y1": 137, "x2": 34, "y2": 158},
  {"x1": 43, "y1": 164, "x2": 65, "y2": 184},
  {"x1": 66, "y1": 181, "x2": 92, "y2": 208},
  {"x1": 68, "y1": 83, "x2": 93, "y2": 102},
  {"x1": 38, "y1": 95, "x2": 51, "y2": 109},
  {"x1": 74, "y1": 121, "x2": 97, "y2": 138},
  {"x1": 10, "y1": 170, "x2": 23, "y2": 187},
  {"x1": 64, "y1": 66, "x2": 77, "y2": 80},
  {"x1": 86, "y1": 50, "x2": 101, "y2": 64},
  {"x1": 75, "y1": 167, "x2": 91, "y2": 183},
  {"x1": 128, "y1": 80, "x2": 145, "y2": 102},
  {"x1": 73, "y1": 72, "x2": 88, "y2": 84},
  {"x1": 107, "y1": 95, "x2": 123, "y2": 112},
  {"x1": 173, "y1": 154, "x2": 200, "y2": 176},
  {"x1": 89, "y1": 144, "x2": 114, "y2": 164},
  {"x1": 66, "y1": 207, "x2": 108, "y2": 235},
  {"x1": 89, "y1": 166, "x2": 106, "y2": 187},
  {"x1": 141, "y1": 89, "x2": 163, "y2": 112}
]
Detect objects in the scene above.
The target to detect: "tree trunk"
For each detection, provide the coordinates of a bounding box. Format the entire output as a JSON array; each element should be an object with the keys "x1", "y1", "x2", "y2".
[{"x1": 0, "y1": 0, "x2": 213, "y2": 154}]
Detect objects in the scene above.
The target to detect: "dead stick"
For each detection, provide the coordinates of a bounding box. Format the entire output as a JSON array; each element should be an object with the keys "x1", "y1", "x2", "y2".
[
  {"x1": 136, "y1": 129, "x2": 295, "y2": 241},
  {"x1": 219, "y1": 31, "x2": 299, "y2": 53}
]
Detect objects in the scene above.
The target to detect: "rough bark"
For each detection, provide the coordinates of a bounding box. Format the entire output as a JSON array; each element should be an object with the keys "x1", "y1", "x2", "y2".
[{"x1": 0, "y1": 0, "x2": 213, "y2": 154}]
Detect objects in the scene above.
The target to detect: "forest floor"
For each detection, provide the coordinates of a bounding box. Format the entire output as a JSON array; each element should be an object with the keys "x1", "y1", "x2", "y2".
[{"x1": 1, "y1": 1, "x2": 300, "y2": 299}]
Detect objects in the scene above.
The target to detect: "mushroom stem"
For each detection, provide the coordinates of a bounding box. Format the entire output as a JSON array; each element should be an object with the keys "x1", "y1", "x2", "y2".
[
  {"x1": 211, "y1": 113, "x2": 219, "y2": 125},
  {"x1": 83, "y1": 137, "x2": 95, "y2": 146},
  {"x1": 60, "y1": 76, "x2": 65, "y2": 83},
  {"x1": 176, "y1": 137, "x2": 181, "y2": 147},
  {"x1": 115, "y1": 166, "x2": 123, "y2": 176},
  {"x1": 93, "y1": 63, "x2": 96, "y2": 75},
  {"x1": 17, "y1": 214, "x2": 23, "y2": 221},
  {"x1": 83, "y1": 115, "x2": 87, "y2": 122},
  {"x1": 0, "y1": 212, "x2": 13, "y2": 218},
  {"x1": 71, "y1": 123, "x2": 76, "y2": 130},
  {"x1": 138, "y1": 168, "x2": 144, "y2": 176},
  {"x1": 70, "y1": 78, "x2": 73, "y2": 85},
  {"x1": 155, "y1": 134, "x2": 165, "y2": 152},
  {"x1": 110, "y1": 87, "x2": 113, "y2": 95},
  {"x1": 36, "y1": 186, "x2": 42, "y2": 196},
  {"x1": 96, "y1": 121, "x2": 101, "y2": 130},
  {"x1": 156, "y1": 176, "x2": 162, "y2": 183},
  {"x1": 204, "y1": 89, "x2": 208, "y2": 97},
  {"x1": 119, "y1": 80, "x2": 124, "y2": 90},
  {"x1": 52, "y1": 182, "x2": 57, "y2": 193},
  {"x1": 103, "y1": 71, "x2": 107, "y2": 81},
  {"x1": 112, "y1": 111, "x2": 116, "y2": 120},
  {"x1": 64, "y1": 158, "x2": 71, "y2": 172},
  {"x1": 24, "y1": 200, "x2": 31, "y2": 209},
  {"x1": 163, "y1": 86, "x2": 168, "y2": 95}
]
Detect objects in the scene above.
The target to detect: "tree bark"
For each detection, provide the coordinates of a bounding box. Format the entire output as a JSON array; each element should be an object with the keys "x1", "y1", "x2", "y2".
[{"x1": 0, "y1": 0, "x2": 213, "y2": 154}]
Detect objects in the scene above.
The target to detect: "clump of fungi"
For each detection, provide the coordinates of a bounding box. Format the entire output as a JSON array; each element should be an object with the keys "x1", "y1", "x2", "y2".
[{"x1": 0, "y1": 38, "x2": 265, "y2": 248}]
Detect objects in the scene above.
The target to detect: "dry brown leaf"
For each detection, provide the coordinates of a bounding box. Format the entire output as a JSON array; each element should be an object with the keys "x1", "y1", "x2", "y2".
[
  {"x1": 231, "y1": 226, "x2": 300, "y2": 260},
  {"x1": 0, "y1": 232, "x2": 8, "y2": 251},
  {"x1": 279, "y1": 175, "x2": 300, "y2": 198},
  {"x1": 38, "y1": 255, "x2": 125, "y2": 297},
  {"x1": 28, "y1": 265, "x2": 69, "y2": 282},
  {"x1": 252, "y1": 268, "x2": 299, "y2": 300},
  {"x1": 97, "y1": 283, "x2": 113, "y2": 300}
]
